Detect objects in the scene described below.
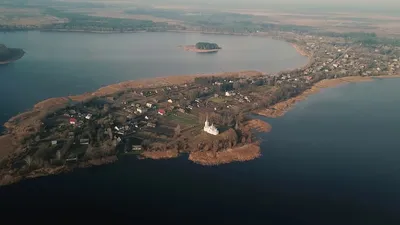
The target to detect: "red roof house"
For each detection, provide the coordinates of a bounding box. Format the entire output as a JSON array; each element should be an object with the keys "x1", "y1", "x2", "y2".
[
  {"x1": 158, "y1": 109, "x2": 166, "y2": 116},
  {"x1": 69, "y1": 118, "x2": 77, "y2": 125}
]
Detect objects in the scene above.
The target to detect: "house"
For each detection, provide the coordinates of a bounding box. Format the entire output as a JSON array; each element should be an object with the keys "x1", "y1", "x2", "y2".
[
  {"x1": 146, "y1": 103, "x2": 153, "y2": 108},
  {"x1": 304, "y1": 76, "x2": 313, "y2": 81},
  {"x1": 51, "y1": 140, "x2": 58, "y2": 146},
  {"x1": 69, "y1": 118, "x2": 77, "y2": 125},
  {"x1": 203, "y1": 117, "x2": 219, "y2": 135},
  {"x1": 158, "y1": 109, "x2": 166, "y2": 116},
  {"x1": 168, "y1": 99, "x2": 173, "y2": 103},
  {"x1": 225, "y1": 91, "x2": 232, "y2": 97},
  {"x1": 80, "y1": 139, "x2": 89, "y2": 145},
  {"x1": 85, "y1": 114, "x2": 92, "y2": 120},
  {"x1": 137, "y1": 108, "x2": 147, "y2": 114},
  {"x1": 147, "y1": 122, "x2": 156, "y2": 128},
  {"x1": 132, "y1": 145, "x2": 142, "y2": 151}
]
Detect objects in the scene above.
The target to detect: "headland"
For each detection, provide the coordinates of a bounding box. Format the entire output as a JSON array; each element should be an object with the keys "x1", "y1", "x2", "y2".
[{"x1": 0, "y1": 29, "x2": 399, "y2": 186}]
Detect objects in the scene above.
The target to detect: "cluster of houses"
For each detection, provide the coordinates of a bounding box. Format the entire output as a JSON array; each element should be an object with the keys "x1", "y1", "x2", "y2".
[{"x1": 271, "y1": 35, "x2": 400, "y2": 87}]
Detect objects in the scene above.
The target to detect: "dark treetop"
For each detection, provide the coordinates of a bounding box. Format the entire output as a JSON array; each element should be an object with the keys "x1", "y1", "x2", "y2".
[
  {"x1": 0, "y1": 44, "x2": 25, "y2": 63},
  {"x1": 195, "y1": 42, "x2": 221, "y2": 50}
]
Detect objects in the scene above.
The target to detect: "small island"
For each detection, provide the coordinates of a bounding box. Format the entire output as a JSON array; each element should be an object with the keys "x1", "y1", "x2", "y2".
[
  {"x1": 0, "y1": 44, "x2": 25, "y2": 65},
  {"x1": 183, "y1": 42, "x2": 221, "y2": 53}
]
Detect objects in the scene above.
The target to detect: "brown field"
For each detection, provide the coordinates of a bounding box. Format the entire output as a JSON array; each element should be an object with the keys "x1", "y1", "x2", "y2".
[
  {"x1": 88, "y1": 10, "x2": 183, "y2": 25},
  {"x1": 0, "y1": 7, "x2": 65, "y2": 26},
  {"x1": 224, "y1": 9, "x2": 400, "y2": 36}
]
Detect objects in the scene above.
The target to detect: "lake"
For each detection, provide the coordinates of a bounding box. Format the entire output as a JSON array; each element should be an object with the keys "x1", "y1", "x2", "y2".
[
  {"x1": 1, "y1": 77, "x2": 400, "y2": 224},
  {"x1": 0, "y1": 31, "x2": 307, "y2": 130},
  {"x1": 1, "y1": 32, "x2": 400, "y2": 224}
]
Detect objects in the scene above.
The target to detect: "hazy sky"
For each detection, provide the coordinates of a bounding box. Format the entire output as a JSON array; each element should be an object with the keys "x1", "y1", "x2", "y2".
[{"x1": 144, "y1": 0, "x2": 400, "y2": 8}]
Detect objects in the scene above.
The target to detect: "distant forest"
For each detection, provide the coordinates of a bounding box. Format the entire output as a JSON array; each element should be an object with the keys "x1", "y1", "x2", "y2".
[{"x1": 41, "y1": 8, "x2": 178, "y2": 32}]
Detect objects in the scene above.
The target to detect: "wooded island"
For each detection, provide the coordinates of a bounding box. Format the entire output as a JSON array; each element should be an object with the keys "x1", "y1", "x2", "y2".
[
  {"x1": 195, "y1": 42, "x2": 221, "y2": 50},
  {"x1": 0, "y1": 44, "x2": 25, "y2": 64},
  {"x1": 183, "y1": 42, "x2": 221, "y2": 53}
]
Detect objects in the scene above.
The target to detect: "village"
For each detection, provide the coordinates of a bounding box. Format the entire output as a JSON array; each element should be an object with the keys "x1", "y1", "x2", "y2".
[{"x1": 27, "y1": 74, "x2": 272, "y2": 165}]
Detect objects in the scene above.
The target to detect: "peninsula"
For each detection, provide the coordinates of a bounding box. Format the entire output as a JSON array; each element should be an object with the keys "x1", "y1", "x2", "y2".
[
  {"x1": 183, "y1": 42, "x2": 221, "y2": 53},
  {"x1": 0, "y1": 44, "x2": 25, "y2": 64},
  {"x1": 0, "y1": 29, "x2": 399, "y2": 187}
]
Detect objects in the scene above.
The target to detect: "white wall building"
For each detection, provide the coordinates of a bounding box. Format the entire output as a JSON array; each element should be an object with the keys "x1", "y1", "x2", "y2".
[{"x1": 203, "y1": 117, "x2": 219, "y2": 135}]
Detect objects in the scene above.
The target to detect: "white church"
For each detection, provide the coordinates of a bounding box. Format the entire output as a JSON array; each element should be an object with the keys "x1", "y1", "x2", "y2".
[{"x1": 203, "y1": 117, "x2": 219, "y2": 135}]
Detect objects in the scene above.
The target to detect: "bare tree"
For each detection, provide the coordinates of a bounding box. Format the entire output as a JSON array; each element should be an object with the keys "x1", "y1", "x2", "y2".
[
  {"x1": 103, "y1": 104, "x2": 110, "y2": 113},
  {"x1": 233, "y1": 82, "x2": 240, "y2": 90},
  {"x1": 56, "y1": 150, "x2": 61, "y2": 160},
  {"x1": 107, "y1": 128, "x2": 113, "y2": 140},
  {"x1": 235, "y1": 121, "x2": 240, "y2": 130},
  {"x1": 188, "y1": 90, "x2": 200, "y2": 101},
  {"x1": 174, "y1": 124, "x2": 181, "y2": 138},
  {"x1": 24, "y1": 156, "x2": 32, "y2": 167}
]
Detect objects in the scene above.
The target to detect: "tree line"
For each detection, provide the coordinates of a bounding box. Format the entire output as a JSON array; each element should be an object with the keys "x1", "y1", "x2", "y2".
[{"x1": 195, "y1": 42, "x2": 221, "y2": 50}]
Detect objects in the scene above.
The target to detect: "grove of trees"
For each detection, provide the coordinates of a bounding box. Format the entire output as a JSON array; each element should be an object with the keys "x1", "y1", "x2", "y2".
[{"x1": 195, "y1": 42, "x2": 221, "y2": 50}]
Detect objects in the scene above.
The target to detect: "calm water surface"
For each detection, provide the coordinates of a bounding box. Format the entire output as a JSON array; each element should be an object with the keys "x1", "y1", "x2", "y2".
[
  {"x1": 0, "y1": 31, "x2": 307, "y2": 128},
  {"x1": 1, "y1": 78, "x2": 400, "y2": 224}
]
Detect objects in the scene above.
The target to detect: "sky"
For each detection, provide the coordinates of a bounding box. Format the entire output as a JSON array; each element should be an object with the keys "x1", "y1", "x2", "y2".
[{"x1": 143, "y1": 0, "x2": 400, "y2": 8}]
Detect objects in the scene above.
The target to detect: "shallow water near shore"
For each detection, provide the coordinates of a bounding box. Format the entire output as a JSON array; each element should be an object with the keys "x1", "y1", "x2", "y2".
[
  {"x1": 0, "y1": 31, "x2": 307, "y2": 130},
  {"x1": 1, "y1": 78, "x2": 400, "y2": 224}
]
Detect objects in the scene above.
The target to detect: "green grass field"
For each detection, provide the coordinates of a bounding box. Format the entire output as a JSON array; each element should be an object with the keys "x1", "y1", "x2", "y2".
[
  {"x1": 209, "y1": 97, "x2": 227, "y2": 103},
  {"x1": 167, "y1": 112, "x2": 198, "y2": 126}
]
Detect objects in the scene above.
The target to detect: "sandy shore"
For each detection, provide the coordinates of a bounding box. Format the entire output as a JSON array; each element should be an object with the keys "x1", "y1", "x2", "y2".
[
  {"x1": 254, "y1": 76, "x2": 400, "y2": 118},
  {"x1": 188, "y1": 143, "x2": 261, "y2": 166},
  {"x1": 291, "y1": 43, "x2": 311, "y2": 57}
]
